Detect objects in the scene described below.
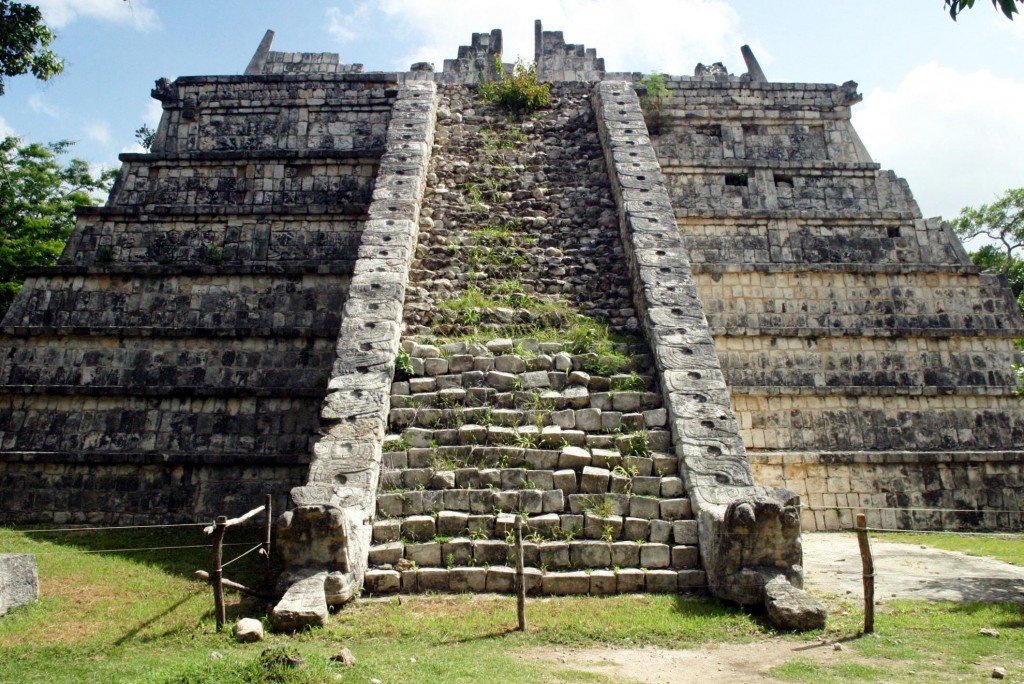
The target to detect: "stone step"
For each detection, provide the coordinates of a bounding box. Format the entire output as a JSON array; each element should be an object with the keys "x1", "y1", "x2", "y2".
[
  {"x1": 386, "y1": 428, "x2": 673, "y2": 459},
  {"x1": 364, "y1": 566, "x2": 707, "y2": 596},
  {"x1": 382, "y1": 444, "x2": 678, "y2": 476},
  {"x1": 388, "y1": 402, "x2": 668, "y2": 432},
  {"x1": 378, "y1": 464, "x2": 686, "y2": 497},
  {"x1": 391, "y1": 385, "x2": 664, "y2": 414},
  {"x1": 367, "y1": 536, "x2": 701, "y2": 571},
  {"x1": 403, "y1": 338, "x2": 652, "y2": 363},
  {"x1": 372, "y1": 512, "x2": 698, "y2": 545}
]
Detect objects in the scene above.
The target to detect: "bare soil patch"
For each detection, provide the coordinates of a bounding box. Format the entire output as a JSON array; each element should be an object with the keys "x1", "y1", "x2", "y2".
[{"x1": 522, "y1": 640, "x2": 842, "y2": 683}]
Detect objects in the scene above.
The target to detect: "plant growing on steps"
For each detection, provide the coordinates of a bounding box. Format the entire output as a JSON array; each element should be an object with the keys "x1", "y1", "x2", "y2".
[
  {"x1": 638, "y1": 72, "x2": 669, "y2": 135},
  {"x1": 479, "y1": 56, "x2": 550, "y2": 114},
  {"x1": 394, "y1": 348, "x2": 413, "y2": 380}
]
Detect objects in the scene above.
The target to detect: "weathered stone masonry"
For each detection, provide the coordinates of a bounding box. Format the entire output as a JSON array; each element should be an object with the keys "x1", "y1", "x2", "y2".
[{"x1": 1, "y1": 23, "x2": 1022, "y2": 630}]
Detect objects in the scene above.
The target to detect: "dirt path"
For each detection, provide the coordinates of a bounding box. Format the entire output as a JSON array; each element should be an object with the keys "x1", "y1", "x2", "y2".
[
  {"x1": 803, "y1": 532, "x2": 1024, "y2": 603},
  {"x1": 523, "y1": 533, "x2": 1024, "y2": 682},
  {"x1": 522, "y1": 641, "x2": 841, "y2": 683}
]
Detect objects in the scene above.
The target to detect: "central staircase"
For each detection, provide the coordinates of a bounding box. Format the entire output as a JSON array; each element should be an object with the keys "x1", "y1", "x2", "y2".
[
  {"x1": 362, "y1": 82, "x2": 706, "y2": 596},
  {"x1": 365, "y1": 338, "x2": 705, "y2": 594}
]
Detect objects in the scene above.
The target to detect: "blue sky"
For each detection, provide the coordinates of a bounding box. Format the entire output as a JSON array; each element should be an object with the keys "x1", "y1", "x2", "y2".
[{"x1": 2, "y1": 0, "x2": 1023, "y2": 225}]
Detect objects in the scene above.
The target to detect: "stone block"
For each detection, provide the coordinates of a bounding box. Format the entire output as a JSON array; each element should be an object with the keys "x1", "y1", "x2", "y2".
[
  {"x1": 623, "y1": 517, "x2": 650, "y2": 541},
  {"x1": 673, "y1": 520, "x2": 699, "y2": 545},
  {"x1": 660, "y1": 477, "x2": 684, "y2": 498},
  {"x1": 559, "y1": 446, "x2": 591, "y2": 469},
  {"x1": 616, "y1": 568, "x2": 646, "y2": 593},
  {"x1": 473, "y1": 540, "x2": 509, "y2": 565},
  {"x1": 553, "y1": 469, "x2": 578, "y2": 494},
  {"x1": 539, "y1": 541, "x2": 571, "y2": 570},
  {"x1": 368, "y1": 542, "x2": 404, "y2": 566},
  {"x1": 671, "y1": 545, "x2": 700, "y2": 569},
  {"x1": 570, "y1": 541, "x2": 611, "y2": 568},
  {"x1": 580, "y1": 466, "x2": 611, "y2": 494},
  {"x1": 645, "y1": 569, "x2": 679, "y2": 593},
  {"x1": 442, "y1": 539, "x2": 473, "y2": 566},
  {"x1": 610, "y1": 541, "x2": 640, "y2": 567},
  {"x1": 405, "y1": 542, "x2": 441, "y2": 567},
  {"x1": 542, "y1": 489, "x2": 565, "y2": 513},
  {"x1": 437, "y1": 510, "x2": 468, "y2": 536},
  {"x1": 640, "y1": 543, "x2": 671, "y2": 569},
  {"x1": 486, "y1": 566, "x2": 517, "y2": 593},
  {"x1": 629, "y1": 496, "x2": 661, "y2": 520},
  {"x1": 630, "y1": 476, "x2": 661, "y2": 496},
  {"x1": 677, "y1": 570, "x2": 707, "y2": 591},
  {"x1": 527, "y1": 470, "x2": 554, "y2": 490},
  {"x1": 649, "y1": 519, "x2": 672, "y2": 544},
  {"x1": 443, "y1": 489, "x2": 470, "y2": 512},
  {"x1": 543, "y1": 571, "x2": 591, "y2": 595},
  {"x1": 660, "y1": 498, "x2": 692, "y2": 520},
  {"x1": 364, "y1": 569, "x2": 401, "y2": 594},
  {"x1": 449, "y1": 567, "x2": 487, "y2": 592},
  {"x1": 0, "y1": 554, "x2": 38, "y2": 616},
  {"x1": 373, "y1": 519, "x2": 401, "y2": 543},
  {"x1": 589, "y1": 570, "x2": 617, "y2": 595},
  {"x1": 467, "y1": 514, "x2": 494, "y2": 537},
  {"x1": 520, "y1": 489, "x2": 544, "y2": 514},
  {"x1": 402, "y1": 515, "x2": 436, "y2": 541},
  {"x1": 419, "y1": 568, "x2": 450, "y2": 592}
]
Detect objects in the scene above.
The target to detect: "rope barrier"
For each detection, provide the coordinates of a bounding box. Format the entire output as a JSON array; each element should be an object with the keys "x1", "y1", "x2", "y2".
[
  {"x1": 5, "y1": 522, "x2": 210, "y2": 533},
  {"x1": 802, "y1": 504, "x2": 1024, "y2": 515},
  {"x1": 221, "y1": 542, "x2": 264, "y2": 569},
  {"x1": 25, "y1": 541, "x2": 262, "y2": 556}
]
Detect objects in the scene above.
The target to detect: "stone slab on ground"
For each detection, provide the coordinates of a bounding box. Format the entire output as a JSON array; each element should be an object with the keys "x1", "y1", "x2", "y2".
[{"x1": 0, "y1": 554, "x2": 39, "y2": 617}]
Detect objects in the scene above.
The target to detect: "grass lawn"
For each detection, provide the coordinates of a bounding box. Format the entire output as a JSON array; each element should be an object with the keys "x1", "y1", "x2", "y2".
[{"x1": 1, "y1": 526, "x2": 1022, "y2": 683}]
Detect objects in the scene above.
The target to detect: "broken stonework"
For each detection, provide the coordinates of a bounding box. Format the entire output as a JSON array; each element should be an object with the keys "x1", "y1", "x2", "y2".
[{"x1": 764, "y1": 574, "x2": 827, "y2": 631}]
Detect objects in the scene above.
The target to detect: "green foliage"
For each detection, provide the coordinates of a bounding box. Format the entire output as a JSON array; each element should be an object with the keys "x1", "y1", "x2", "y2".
[
  {"x1": 0, "y1": 0, "x2": 64, "y2": 95},
  {"x1": 639, "y1": 72, "x2": 669, "y2": 134},
  {"x1": 479, "y1": 56, "x2": 550, "y2": 114},
  {"x1": 394, "y1": 347, "x2": 413, "y2": 379},
  {"x1": 952, "y1": 188, "x2": 1024, "y2": 273},
  {"x1": 0, "y1": 136, "x2": 115, "y2": 317},
  {"x1": 135, "y1": 124, "x2": 156, "y2": 152},
  {"x1": 945, "y1": 0, "x2": 1020, "y2": 20},
  {"x1": 203, "y1": 242, "x2": 225, "y2": 265}
]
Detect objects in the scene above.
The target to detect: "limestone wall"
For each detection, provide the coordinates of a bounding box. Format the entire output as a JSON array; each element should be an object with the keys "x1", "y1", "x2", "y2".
[
  {"x1": 751, "y1": 451, "x2": 1024, "y2": 531},
  {"x1": 651, "y1": 71, "x2": 1024, "y2": 532},
  {"x1": 0, "y1": 71, "x2": 398, "y2": 524}
]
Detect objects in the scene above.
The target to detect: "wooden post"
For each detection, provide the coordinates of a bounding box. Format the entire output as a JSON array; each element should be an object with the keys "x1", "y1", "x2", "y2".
[
  {"x1": 515, "y1": 516, "x2": 526, "y2": 631},
  {"x1": 263, "y1": 493, "x2": 273, "y2": 588},
  {"x1": 855, "y1": 513, "x2": 875, "y2": 634},
  {"x1": 212, "y1": 515, "x2": 227, "y2": 630}
]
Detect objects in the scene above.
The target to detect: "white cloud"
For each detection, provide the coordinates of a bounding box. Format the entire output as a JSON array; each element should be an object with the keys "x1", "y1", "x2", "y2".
[
  {"x1": 328, "y1": 0, "x2": 752, "y2": 76},
  {"x1": 326, "y1": 5, "x2": 369, "y2": 43},
  {"x1": 28, "y1": 93, "x2": 60, "y2": 118},
  {"x1": 0, "y1": 115, "x2": 15, "y2": 139},
  {"x1": 144, "y1": 98, "x2": 162, "y2": 127},
  {"x1": 84, "y1": 121, "x2": 111, "y2": 145},
  {"x1": 854, "y1": 61, "x2": 1024, "y2": 220},
  {"x1": 36, "y1": 0, "x2": 159, "y2": 31}
]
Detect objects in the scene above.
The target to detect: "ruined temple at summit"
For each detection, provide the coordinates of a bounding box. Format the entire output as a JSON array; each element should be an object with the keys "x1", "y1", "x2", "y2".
[{"x1": 1, "y1": 23, "x2": 1022, "y2": 629}]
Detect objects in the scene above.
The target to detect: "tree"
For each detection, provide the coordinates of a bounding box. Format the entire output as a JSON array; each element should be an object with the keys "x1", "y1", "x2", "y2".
[
  {"x1": 969, "y1": 244, "x2": 1024, "y2": 309},
  {"x1": 0, "y1": 1, "x2": 63, "y2": 95},
  {"x1": 951, "y1": 188, "x2": 1024, "y2": 274},
  {"x1": 945, "y1": 0, "x2": 1020, "y2": 20},
  {"x1": 0, "y1": 136, "x2": 115, "y2": 316}
]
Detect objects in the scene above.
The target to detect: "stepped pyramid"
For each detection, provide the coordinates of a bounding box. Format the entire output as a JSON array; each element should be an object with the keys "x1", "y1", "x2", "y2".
[{"x1": 2, "y1": 23, "x2": 1021, "y2": 631}]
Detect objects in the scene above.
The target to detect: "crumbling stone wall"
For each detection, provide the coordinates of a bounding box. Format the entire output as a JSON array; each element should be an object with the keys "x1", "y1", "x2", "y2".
[
  {"x1": 650, "y1": 66, "x2": 1024, "y2": 533},
  {"x1": 0, "y1": 70, "x2": 400, "y2": 524}
]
